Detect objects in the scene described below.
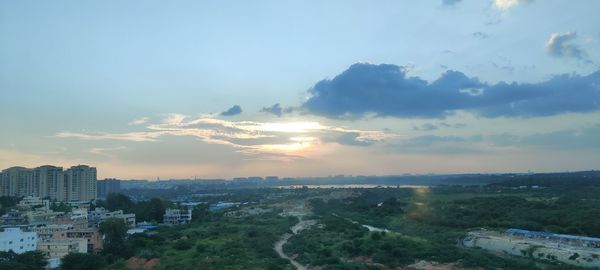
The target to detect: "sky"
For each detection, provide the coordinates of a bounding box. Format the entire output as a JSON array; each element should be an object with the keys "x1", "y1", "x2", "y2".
[{"x1": 1, "y1": 0, "x2": 600, "y2": 179}]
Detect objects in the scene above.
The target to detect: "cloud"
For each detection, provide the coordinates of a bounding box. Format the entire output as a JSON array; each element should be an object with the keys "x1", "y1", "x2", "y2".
[
  {"x1": 394, "y1": 135, "x2": 485, "y2": 155},
  {"x1": 220, "y1": 105, "x2": 242, "y2": 116},
  {"x1": 55, "y1": 114, "x2": 393, "y2": 157},
  {"x1": 545, "y1": 32, "x2": 590, "y2": 62},
  {"x1": 493, "y1": 0, "x2": 531, "y2": 12},
  {"x1": 302, "y1": 63, "x2": 600, "y2": 119},
  {"x1": 472, "y1": 32, "x2": 489, "y2": 39},
  {"x1": 413, "y1": 123, "x2": 438, "y2": 131},
  {"x1": 260, "y1": 103, "x2": 283, "y2": 117},
  {"x1": 489, "y1": 124, "x2": 600, "y2": 150},
  {"x1": 128, "y1": 117, "x2": 149, "y2": 125}
]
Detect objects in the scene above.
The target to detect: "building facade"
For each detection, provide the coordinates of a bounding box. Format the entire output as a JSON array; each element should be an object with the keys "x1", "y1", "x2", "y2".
[
  {"x1": 35, "y1": 165, "x2": 65, "y2": 201},
  {"x1": 97, "y1": 178, "x2": 121, "y2": 198},
  {"x1": 163, "y1": 208, "x2": 192, "y2": 225},
  {"x1": 0, "y1": 227, "x2": 37, "y2": 254},
  {"x1": 64, "y1": 165, "x2": 97, "y2": 202}
]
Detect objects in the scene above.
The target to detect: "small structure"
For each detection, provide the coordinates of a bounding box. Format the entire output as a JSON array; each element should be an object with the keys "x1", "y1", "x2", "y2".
[
  {"x1": 0, "y1": 227, "x2": 37, "y2": 254},
  {"x1": 127, "y1": 225, "x2": 159, "y2": 235},
  {"x1": 163, "y1": 209, "x2": 192, "y2": 225},
  {"x1": 506, "y1": 228, "x2": 600, "y2": 248}
]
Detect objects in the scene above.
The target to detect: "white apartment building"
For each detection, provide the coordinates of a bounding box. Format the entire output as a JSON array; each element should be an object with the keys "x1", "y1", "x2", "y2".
[{"x1": 0, "y1": 227, "x2": 37, "y2": 254}]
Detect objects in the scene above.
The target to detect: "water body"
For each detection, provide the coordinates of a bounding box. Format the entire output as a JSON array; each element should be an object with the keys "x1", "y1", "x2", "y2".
[{"x1": 279, "y1": 184, "x2": 428, "y2": 189}]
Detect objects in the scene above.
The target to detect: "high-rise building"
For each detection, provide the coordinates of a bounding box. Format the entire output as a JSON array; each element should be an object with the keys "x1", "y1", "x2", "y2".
[
  {"x1": 64, "y1": 165, "x2": 97, "y2": 201},
  {"x1": 33, "y1": 165, "x2": 64, "y2": 200},
  {"x1": 97, "y1": 178, "x2": 121, "y2": 198},
  {"x1": 0, "y1": 167, "x2": 33, "y2": 197},
  {"x1": 0, "y1": 165, "x2": 97, "y2": 202}
]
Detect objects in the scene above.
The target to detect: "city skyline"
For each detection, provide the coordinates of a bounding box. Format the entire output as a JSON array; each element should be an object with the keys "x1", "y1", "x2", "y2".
[{"x1": 2, "y1": 0, "x2": 600, "y2": 179}]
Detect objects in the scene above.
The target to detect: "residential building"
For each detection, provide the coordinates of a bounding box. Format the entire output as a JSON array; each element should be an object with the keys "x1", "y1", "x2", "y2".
[
  {"x1": 163, "y1": 208, "x2": 192, "y2": 225},
  {"x1": 100, "y1": 210, "x2": 135, "y2": 228},
  {"x1": 37, "y1": 238, "x2": 87, "y2": 259},
  {"x1": 17, "y1": 196, "x2": 50, "y2": 210},
  {"x1": 0, "y1": 227, "x2": 37, "y2": 254},
  {"x1": 33, "y1": 224, "x2": 74, "y2": 241},
  {"x1": 0, "y1": 167, "x2": 32, "y2": 197},
  {"x1": 0, "y1": 165, "x2": 96, "y2": 202},
  {"x1": 64, "y1": 165, "x2": 97, "y2": 201},
  {"x1": 0, "y1": 210, "x2": 27, "y2": 225},
  {"x1": 52, "y1": 228, "x2": 103, "y2": 252},
  {"x1": 34, "y1": 165, "x2": 64, "y2": 200},
  {"x1": 97, "y1": 178, "x2": 121, "y2": 198}
]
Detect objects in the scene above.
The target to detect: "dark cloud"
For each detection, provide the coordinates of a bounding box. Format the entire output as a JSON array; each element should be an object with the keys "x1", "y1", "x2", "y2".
[
  {"x1": 330, "y1": 132, "x2": 374, "y2": 147},
  {"x1": 260, "y1": 103, "x2": 283, "y2": 117},
  {"x1": 472, "y1": 31, "x2": 489, "y2": 39},
  {"x1": 545, "y1": 32, "x2": 590, "y2": 62},
  {"x1": 220, "y1": 105, "x2": 242, "y2": 116},
  {"x1": 302, "y1": 63, "x2": 600, "y2": 119}
]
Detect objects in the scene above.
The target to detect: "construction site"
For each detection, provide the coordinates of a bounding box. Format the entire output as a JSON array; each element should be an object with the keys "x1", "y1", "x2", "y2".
[{"x1": 463, "y1": 229, "x2": 600, "y2": 268}]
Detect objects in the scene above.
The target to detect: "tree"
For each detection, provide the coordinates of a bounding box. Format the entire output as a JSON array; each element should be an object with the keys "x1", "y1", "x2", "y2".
[
  {"x1": 105, "y1": 193, "x2": 133, "y2": 213},
  {"x1": 60, "y1": 253, "x2": 106, "y2": 270},
  {"x1": 50, "y1": 202, "x2": 72, "y2": 213},
  {"x1": 192, "y1": 203, "x2": 211, "y2": 222},
  {"x1": 99, "y1": 218, "x2": 131, "y2": 258},
  {"x1": 0, "y1": 251, "x2": 47, "y2": 270}
]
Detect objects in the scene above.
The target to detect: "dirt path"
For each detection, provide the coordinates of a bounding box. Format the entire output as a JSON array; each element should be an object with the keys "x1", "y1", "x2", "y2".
[{"x1": 274, "y1": 218, "x2": 316, "y2": 270}]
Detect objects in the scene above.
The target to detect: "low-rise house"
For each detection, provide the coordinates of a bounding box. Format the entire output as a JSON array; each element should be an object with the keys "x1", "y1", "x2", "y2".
[
  {"x1": 52, "y1": 228, "x2": 103, "y2": 252},
  {"x1": 25, "y1": 208, "x2": 64, "y2": 226},
  {"x1": 163, "y1": 209, "x2": 192, "y2": 225},
  {"x1": 100, "y1": 210, "x2": 136, "y2": 228},
  {"x1": 0, "y1": 210, "x2": 27, "y2": 225},
  {"x1": 17, "y1": 196, "x2": 50, "y2": 210},
  {"x1": 0, "y1": 227, "x2": 37, "y2": 254}
]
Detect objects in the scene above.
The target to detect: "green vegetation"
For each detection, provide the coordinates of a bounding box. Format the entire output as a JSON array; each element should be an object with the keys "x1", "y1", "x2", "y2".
[
  {"x1": 0, "y1": 251, "x2": 47, "y2": 270},
  {"x1": 103, "y1": 208, "x2": 297, "y2": 270},
  {"x1": 61, "y1": 253, "x2": 107, "y2": 270},
  {"x1": 3, "y1": 182, "x2": 599, "y2": 269},
  {"x1": 0, "y1": 196, "x2": 20, "y2": 215},
  {"x1": 97, "y1": 193, "x2": 171, "y2": 223},
  {"x1": 283, "y1": 186, "x2": 599, "y2": 269}
]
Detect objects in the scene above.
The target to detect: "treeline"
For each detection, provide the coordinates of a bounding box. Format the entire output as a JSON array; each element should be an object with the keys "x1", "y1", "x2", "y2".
[
  {"x1": 490, "y1": 171, "x2": 600, "y2": 187},
  {"x1": 96, "y1": 193, "x2": 173, "y2": 223},
  {"x1": 413, "y1": 195, "x2": 600, "y2": 237}
]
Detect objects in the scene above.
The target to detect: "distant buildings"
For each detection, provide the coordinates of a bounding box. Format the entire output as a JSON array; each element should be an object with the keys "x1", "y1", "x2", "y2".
[
  {"x1": 0, "y1": 227, "x2": 37, "y2": 254},
  {"x1": 0, "y1": 165, "x2": 97, "y2": 201},
  {"x1": 163, "y1": 208, "x2": 192, "y2": 225},
  {"x1": 96, "y1": 178, "x2": 121, "y2": 198}
]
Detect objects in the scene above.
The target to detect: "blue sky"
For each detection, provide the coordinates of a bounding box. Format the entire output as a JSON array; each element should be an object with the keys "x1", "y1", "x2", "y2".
[{"x1": 1, "y1": 0, "x2": 599, "y2": 179}]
